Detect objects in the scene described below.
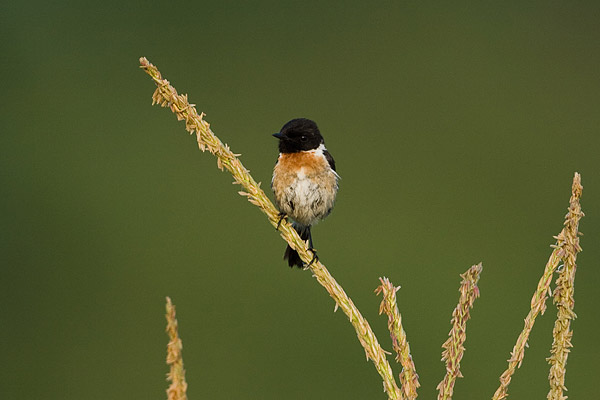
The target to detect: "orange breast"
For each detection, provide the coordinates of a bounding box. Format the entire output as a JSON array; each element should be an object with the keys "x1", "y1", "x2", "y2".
[{"x1": 276, "y1": 152, "x2": 327, "y2": 175}]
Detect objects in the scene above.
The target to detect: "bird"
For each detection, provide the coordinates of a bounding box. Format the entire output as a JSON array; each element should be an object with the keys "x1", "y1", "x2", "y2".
[{"x1": 271, "y1": 118, "x2": 339, "y2": 268}]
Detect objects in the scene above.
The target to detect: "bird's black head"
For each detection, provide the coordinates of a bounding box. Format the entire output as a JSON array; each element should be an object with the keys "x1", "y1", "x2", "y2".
[{"x1": 273, "y1": 118, "x2": 324, "y2": 153}]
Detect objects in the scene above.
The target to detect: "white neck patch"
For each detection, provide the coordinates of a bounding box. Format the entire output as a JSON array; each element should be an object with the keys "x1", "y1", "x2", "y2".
[{"x1": 307, "y1": 143, "x2": 327, "y2": 155}]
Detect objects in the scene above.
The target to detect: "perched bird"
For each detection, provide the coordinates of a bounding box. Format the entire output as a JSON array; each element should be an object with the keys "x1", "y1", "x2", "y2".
[{"x1": 271, "y1": 118, "x2": 339, "y2": 268}]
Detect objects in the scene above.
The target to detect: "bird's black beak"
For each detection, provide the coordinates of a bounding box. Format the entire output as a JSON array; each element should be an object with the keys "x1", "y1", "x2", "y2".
[{"x1": 272, "y1": 132, "x2": 283, "y2": 139}]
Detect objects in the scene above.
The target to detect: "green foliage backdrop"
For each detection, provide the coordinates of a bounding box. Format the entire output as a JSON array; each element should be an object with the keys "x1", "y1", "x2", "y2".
[{"x1": 1, "y1": 1, "x2": 599, "y2": 398}]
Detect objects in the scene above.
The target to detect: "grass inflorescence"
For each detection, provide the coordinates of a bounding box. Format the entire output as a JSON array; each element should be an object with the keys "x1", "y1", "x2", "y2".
[
  {"x1": 437, "y1": 263, "x2": 482, "y2": 400},
  {"x1": 165, "y1": 297, "x2": 188, "y2": 400},
  {"x1": 376, "y1": 277, "x2": 420, "y2": 400}
]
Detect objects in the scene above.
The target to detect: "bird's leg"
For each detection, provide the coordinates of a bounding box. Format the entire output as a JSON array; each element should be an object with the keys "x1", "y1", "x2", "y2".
[
  {"x1": 275, "y1": 212, "x2": 287, "y2": 230},
  {"x1": 304, "y1": 228, "x2": 318, "y2": 267}
]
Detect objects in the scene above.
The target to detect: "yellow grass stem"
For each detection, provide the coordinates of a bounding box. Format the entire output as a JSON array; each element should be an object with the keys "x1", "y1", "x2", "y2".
[
  {"x1": 140, "y1": 57, "x2": 401, "y2": 399},
  {"x1": 492, "y1": 173, "x2": 583, "y2": 400},
  {"x1": 436, "y1": 263, "x2": 482, "y2": 400},
  {"x1": 547, "y1": 173, "x2": 583, "y2": 400},
  {"x1": 165, "y1": 297, "x2": 188, "y2": 400},
  {"x1": 376, "y1": 277, "x2": 420, "y2": 400}
]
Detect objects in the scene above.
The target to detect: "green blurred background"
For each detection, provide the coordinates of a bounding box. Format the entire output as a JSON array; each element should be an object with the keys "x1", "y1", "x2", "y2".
[{"x1": 1, "y1": 1, "x2": 599, "y2": 398}]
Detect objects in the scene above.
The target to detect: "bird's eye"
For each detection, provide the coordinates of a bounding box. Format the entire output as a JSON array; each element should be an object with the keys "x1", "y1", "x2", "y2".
[{"x1": 300, "y1": 136, "x2": 308, "y2": 142}]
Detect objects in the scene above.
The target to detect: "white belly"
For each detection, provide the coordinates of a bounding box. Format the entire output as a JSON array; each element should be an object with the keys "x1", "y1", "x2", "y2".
[{"x1": 280, "y1": 171, "x2": 337, "y2": 226}]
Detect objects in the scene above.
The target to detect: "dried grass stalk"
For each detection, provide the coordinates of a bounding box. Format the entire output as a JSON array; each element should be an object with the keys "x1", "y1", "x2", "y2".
[
  {"x1": 140, "y1": 58, "x2": 401, "y2": 399},
  {"x1": 436, "y1": 263, "x2": 482, "y2": 400},
  {"x1": 547, "y1": 173, "x2": 583, "y2": 400},
  {"x1": 376, "y1": 277, "x2": 420, "y2": 400},
  {"x1": 165, "y1": 297, "x2": 188, "y2": 400},
  {"x1": 492, "y1": 173, "x2": 583, "y2": 400}
]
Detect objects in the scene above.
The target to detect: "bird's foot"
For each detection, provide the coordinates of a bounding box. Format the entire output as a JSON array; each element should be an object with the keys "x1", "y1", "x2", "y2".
[
  {"x1": 275, "y1": 212, "x2": 287, "y2": 230},
  {"x1": 305, "y1": 248, "x2": 319, "y2": 268}
]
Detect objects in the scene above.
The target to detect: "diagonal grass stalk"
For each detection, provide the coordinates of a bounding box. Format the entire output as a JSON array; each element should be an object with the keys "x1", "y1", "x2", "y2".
[{"x1": 140, "y1": 57, "x2": 402, "y2": 399}]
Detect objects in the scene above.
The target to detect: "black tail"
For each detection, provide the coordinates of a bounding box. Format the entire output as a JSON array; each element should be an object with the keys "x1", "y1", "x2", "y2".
[{"x1": 284, "y1": 224, "x2": 312, "y2": 268}]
